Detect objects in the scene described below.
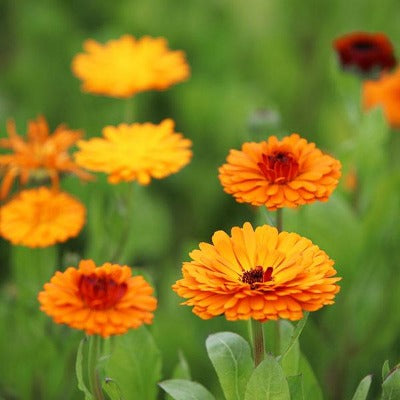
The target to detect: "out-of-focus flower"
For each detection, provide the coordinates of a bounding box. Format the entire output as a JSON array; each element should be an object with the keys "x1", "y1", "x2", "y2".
[
  {"x1": 72, "y1": 35, "x2": 190, "y2": 98},
  {"x1": 0, "y1": 187, "x2": 85, "y2": 248},
  {"x1": 363, "y1": 67, "x2": 400, "y2": 128},
  {"x1": 333, "y1": 32, "x2": 396, "y2": 76},
  {"x1": 38, "y1": 259, "x2": 157, "y2": 337},
  {"x1": 218, "y1": 134, "x2": 341, "y2": 210},
  {"x1": 75, "y1": 119, "x2": 192, "y2": 184},
  {"x1": 0, "y1": 116, "x2": 92, "y2": 199},
  {"x1": 343, "y1": 167, "x2": 358, "y2": 192},
  {"x1": 173, "y1": 222, "x2": 340, "y2": 321}
]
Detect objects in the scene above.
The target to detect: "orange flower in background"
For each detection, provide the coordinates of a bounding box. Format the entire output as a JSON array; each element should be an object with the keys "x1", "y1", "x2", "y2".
[
  {"x1": 0, "y1": 187, "x2": 85, "y2": 248},
  {"x1": 0, "y1": 115, "x2": 92, "y2": 199},
  {"x1": 173, "y1": 222, "x2": 340, "y2": 322},
  {"x1": 363, "y1": 67, "x2": 400, "y2": 128},
  {"x1": 219, "y1": 134, "x2": 341, "y2": 210},
  {"x1": 38, "y1": 260, "x2": 157, "y2": 337},
  {"x1": 75, "y1": 119, "x2": 192, "y2": 184},
  {"x1": 72, "y1": 35, "x2": 190, "y2": 98},
  {"x1": 333, "y1": 32, "x2": 396, "y2": 75}
]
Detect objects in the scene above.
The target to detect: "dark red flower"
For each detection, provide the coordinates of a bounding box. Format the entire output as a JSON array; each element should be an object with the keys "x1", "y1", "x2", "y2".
[{"x1": 333, "y1": 32, "x2": 396, "y2": 76}]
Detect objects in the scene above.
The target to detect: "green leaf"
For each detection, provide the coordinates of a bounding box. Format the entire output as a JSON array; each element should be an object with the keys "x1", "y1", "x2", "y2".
[
  {"x1": 299, "y1": 355, "x2": 323, "y2": 400},
  {"x1": 287, "y1": 375, "x2": 304, "y2": 400},
  {"x1": 351, "y1": 375, "x2": 372, "y2": 400},
  {"x1": 244, "y1": 355, "x2": 290, "y2": 400},
  {"x1": 76, "y1": 338, "x2": 94, "y2": 400},
  {"x1": 105, "y1": 326, "x2": 161, "y2": 400},
  {"x1": 277, "y1": 321, "x2": 300, "y2": 376},
  {"x1": 382, "y1": 366, "x2": 400, "y2": 399},
  {"x1": 172, "y1": 350, "x2": 192, "y2": 380},
  {"x1": 279, "y1": 313, "x2": 309, "y2": 360},
  {"x1": 383, "y1": 361, "x2": 391, "y2": 381},
  {"x1": 206, "y1": 331, "x2": 253, "y2": 400},
  {"x1": 159, "y1": 379, "x2": 215, "y2": 400},
  {"x1": 102, "y1": 378, "x2": 123, "y2": 400}
]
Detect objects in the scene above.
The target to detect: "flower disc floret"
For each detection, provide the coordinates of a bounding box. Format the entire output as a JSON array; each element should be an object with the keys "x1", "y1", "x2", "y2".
[
  {"x1": 38, "y1": 260, "x2": 157, "y2": 337},
  {"x1": 218, "y1": 134, "x2": 341, "y2": 210},
  {"x1": 173, "y1": 222, "x2": 341, "y2": 322}
]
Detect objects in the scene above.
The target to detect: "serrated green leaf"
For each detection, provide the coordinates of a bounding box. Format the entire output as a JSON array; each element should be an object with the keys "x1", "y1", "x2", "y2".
[
  {"x1": 382, "y1": 366, "x2": 400, "y2": 399},
  {"x1": 244, "y1": 355, "x2": 290, "y2": 400},
  {"x1": 287, "y1": 375, "x2": 304, "y2": 400},
  {"x1": 159, "y1": 379, "x2": 215, "y2": 400},
  {"x1": 299, "y1": 355, "x2": 323, "y2": 400},
  {"x1": 76, "y1": 338, "x2": 94, "y2": 400},
  {"x1": 351, "y1": 375, "x2": 372, "y2": 400},
  {"x1": 102, "y1": 378, "x2": 123, "y2": 400},
  {"x1": 172, "y1": 350, "x2": 191, "y2": 380},
  {"x1": 383, "y1": 361, "x2": 390, "y2": 381},
  {"x1": 105, "y1": 326, "x2": 161, "y2": 400},
  {"x1": 206, "y1": 331, "x2": 253, "y2": 400}
]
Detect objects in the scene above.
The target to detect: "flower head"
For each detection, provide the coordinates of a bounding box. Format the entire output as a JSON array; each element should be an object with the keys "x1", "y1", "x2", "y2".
[
  {"x1": 218, "y1": 134, "x2": 341, "y2": 210},
  {"x1": 72, "y1": 35, "x2": 190, "y2": 98},
  {"x1": 333, "y1": 32, "x2": 396, "y2": 76},
  {"x1": 0, "y1": 187, "x2": 85, "y2": 248},
  {"x1": 75, "y1": 119, "x2": 192, "y2": 184},
  {"x1": 173, "y1": 222, "x2": 340, "y2": 321},
  {"x1": 363, "y1": 67, "x2": 400, "y2": 128},
  {"x1": 38, "y1": 260, "x2": 157, "y2": 337},
  {"x1": 0, "y1": 115, "x2": 92, "y2": 199}
]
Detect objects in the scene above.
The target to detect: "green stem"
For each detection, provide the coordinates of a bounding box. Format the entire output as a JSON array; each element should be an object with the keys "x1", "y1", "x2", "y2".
[
  {"x1": 124, "y1": 98, "x2": 135, "y2": 123},
  {"x1": 250, "y1": 319, "x2": 265, "y2": 367},
  {"x1": 88, "y1": 335, "x2": 104, "y2": 400},
  {"x1": 276, "y1": 208, "x2": 283, "y2": 232}
]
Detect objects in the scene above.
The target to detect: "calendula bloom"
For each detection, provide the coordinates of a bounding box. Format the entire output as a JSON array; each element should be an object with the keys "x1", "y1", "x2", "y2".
[
  {"x1": 333, "y1": 32, "x2": 396, "y2": 76},
  {"x1": 72, "y1": 35, "x2": 190, "y2": 98},
  {"x1": 173, "y1": 222, "x2": 340, "y2": 321},
  {"x1": 218, "y1": 134, "x2": 341, "y2": 210},
  {"x1": 75, "y1": 119, "x2": 192, "y2": 184},
  {"x1": 363, "y1": 67, "x2": 400, "y2": 128},
  {"x1": 38, "y1": 260, "x2": 157, "y2": 337},
  {"x1": 0, "y1": 115, "x2": 92, "y2": 199},
  {"x1": 0, "y1": 187, "x2": 85, "y2": 248}
]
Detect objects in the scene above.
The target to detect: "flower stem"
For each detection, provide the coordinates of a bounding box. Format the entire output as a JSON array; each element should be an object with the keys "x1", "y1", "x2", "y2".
[
  {"x1": 124, "y1": 98, "x2": 135, "y2": 123},
  {"x1": 276, "y1": 208, "x2": 283, "y2": 232},
  {"x1": 250, "y1": 319, "x2": 265, "y2": 367},
  {"x1": 88, "y1": 335, "x2": 104, "y2": 400}
]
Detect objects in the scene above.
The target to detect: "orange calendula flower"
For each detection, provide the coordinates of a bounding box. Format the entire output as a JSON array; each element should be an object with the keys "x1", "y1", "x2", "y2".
[
  {"x1": 0, "y1": 115, "x2": 92, "y2": 199},
  {"x1": 38, "y1": 260, "x2": 157, "y2": 337},
  {"x1": 363, "y1": 67, "x2": 400, "y2": 128},
  {"x1": 173, "y1": 222, "x2": 340, "y2": 321},
  {"x1": 74, "y1": 119, "x2": 192, "y2": 184},
  {"x1": 72, "y1": 35, "x2": 190, "y2": 98},
  {"x1": 0, "y1": 187, "x2": 85, "y2": 248},
  {"x1": 219, "y1": 134, "x2": 341, "y2": 210}
]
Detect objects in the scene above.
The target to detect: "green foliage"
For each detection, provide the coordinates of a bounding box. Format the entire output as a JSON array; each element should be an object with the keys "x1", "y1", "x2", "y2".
[
  {"x1": 351, "y1": 376, "x2": 372, "y2": 400},
  {"x1": 76, "y1": 338, "x2": 94, "y2": 400},
  {"x1": 159, "y1": 379, "x2": 216, "y2": 400},
  {"x1": 382, "y1": 366, "x2": 400, "y2": 400}
]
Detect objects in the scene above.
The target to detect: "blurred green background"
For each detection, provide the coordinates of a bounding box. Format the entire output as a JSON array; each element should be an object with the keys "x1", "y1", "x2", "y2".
[{"x1": 1, "y1": 0, "x2": 400, "y2": 399}]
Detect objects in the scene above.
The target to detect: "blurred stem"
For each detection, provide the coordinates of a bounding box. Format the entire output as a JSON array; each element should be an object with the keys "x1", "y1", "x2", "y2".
[
  {"x1": 276, "y1": 208, "x2": 283, "y2": 232},
  {"x1": 88, "y1": 335, "x2": 104, "y2": 400},
  {"x1": 250, "y1": 319, "x2": 265, "y2": 367},
  {"x1": 124, "y1": 97, "x2": 135, "y2": 123}
]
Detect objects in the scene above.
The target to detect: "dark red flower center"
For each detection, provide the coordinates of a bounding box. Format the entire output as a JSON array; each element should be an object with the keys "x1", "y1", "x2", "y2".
[
  {"x1": 258, "y1": 151, "x2": 299, "y2": 183},
  {"x1": 78, "y1": 274, "x2": 128, "y2": 310},
  {"x1": 352, "y1": 40, "x2": 376, "y2": 52},
  {"x1": 241, "y1": 266, "x2": 273, "y2": 289}
]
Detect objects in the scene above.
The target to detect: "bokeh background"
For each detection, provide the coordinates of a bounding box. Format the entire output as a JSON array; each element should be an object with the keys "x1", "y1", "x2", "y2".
[{"x1": 1, "y1": 0, "x2": 400, "y2": 399}]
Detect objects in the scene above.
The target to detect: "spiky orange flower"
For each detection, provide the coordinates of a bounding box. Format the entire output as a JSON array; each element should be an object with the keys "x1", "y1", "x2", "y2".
[
  {"x1": 363, "y1": 67, "x2": 400, "y2": 128},
  {"x1": 75, "y1": 119, "x2": 192, "y2": 184},
  {"x1": 0, "y1": 187, "x2": 85, "y2": 248},
  {"x1": 218, "y1": 134, "x2": 341, "y2": 210},
  {"x1": 173, "y1": 222, "x2": 340, "y2": 321},
  {"x1": 0, "y1": 115, "x2": 92, "y2": 199},
  {"x1": 72, "y1": 35, "x2": 190, "y2": 98},
  {"x1": 38, "y1": 259, "x2": 157, "y2": 337}
]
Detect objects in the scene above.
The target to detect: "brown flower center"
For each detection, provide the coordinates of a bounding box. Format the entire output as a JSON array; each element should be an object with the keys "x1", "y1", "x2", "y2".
[
  {"x1": 241, "y1": 266, "x2": 273, "y2": 289},
  {"x1": 78, "y1": 274, "x2": 128, "y2": 310},
  {"x1": 258, "y1": 151, "x2": 299, "y2": 183}
]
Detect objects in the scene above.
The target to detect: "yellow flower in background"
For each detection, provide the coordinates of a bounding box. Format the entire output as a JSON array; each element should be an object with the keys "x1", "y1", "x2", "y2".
[
  {"x1": 72, "y1": 35, "x2": 190, "y2": 98},
  {"x1": 38, "y1": 260, "x2": 157, "y2": 337},
  {"x1": 75, "y1": 119, "x2": 192, "y2": 184},
  {"x1": 218, "y1": 134, "x2": 341, "y2": 210},
  {"x1": 0, "y1": 116, "x2": 92, "y2": 199},
  {"x1": 0, "y1": 187, "x2": 85, "y2": 248},
  {"x1": 173, "y1": 222, "x2": 340, "y2": 322}
]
